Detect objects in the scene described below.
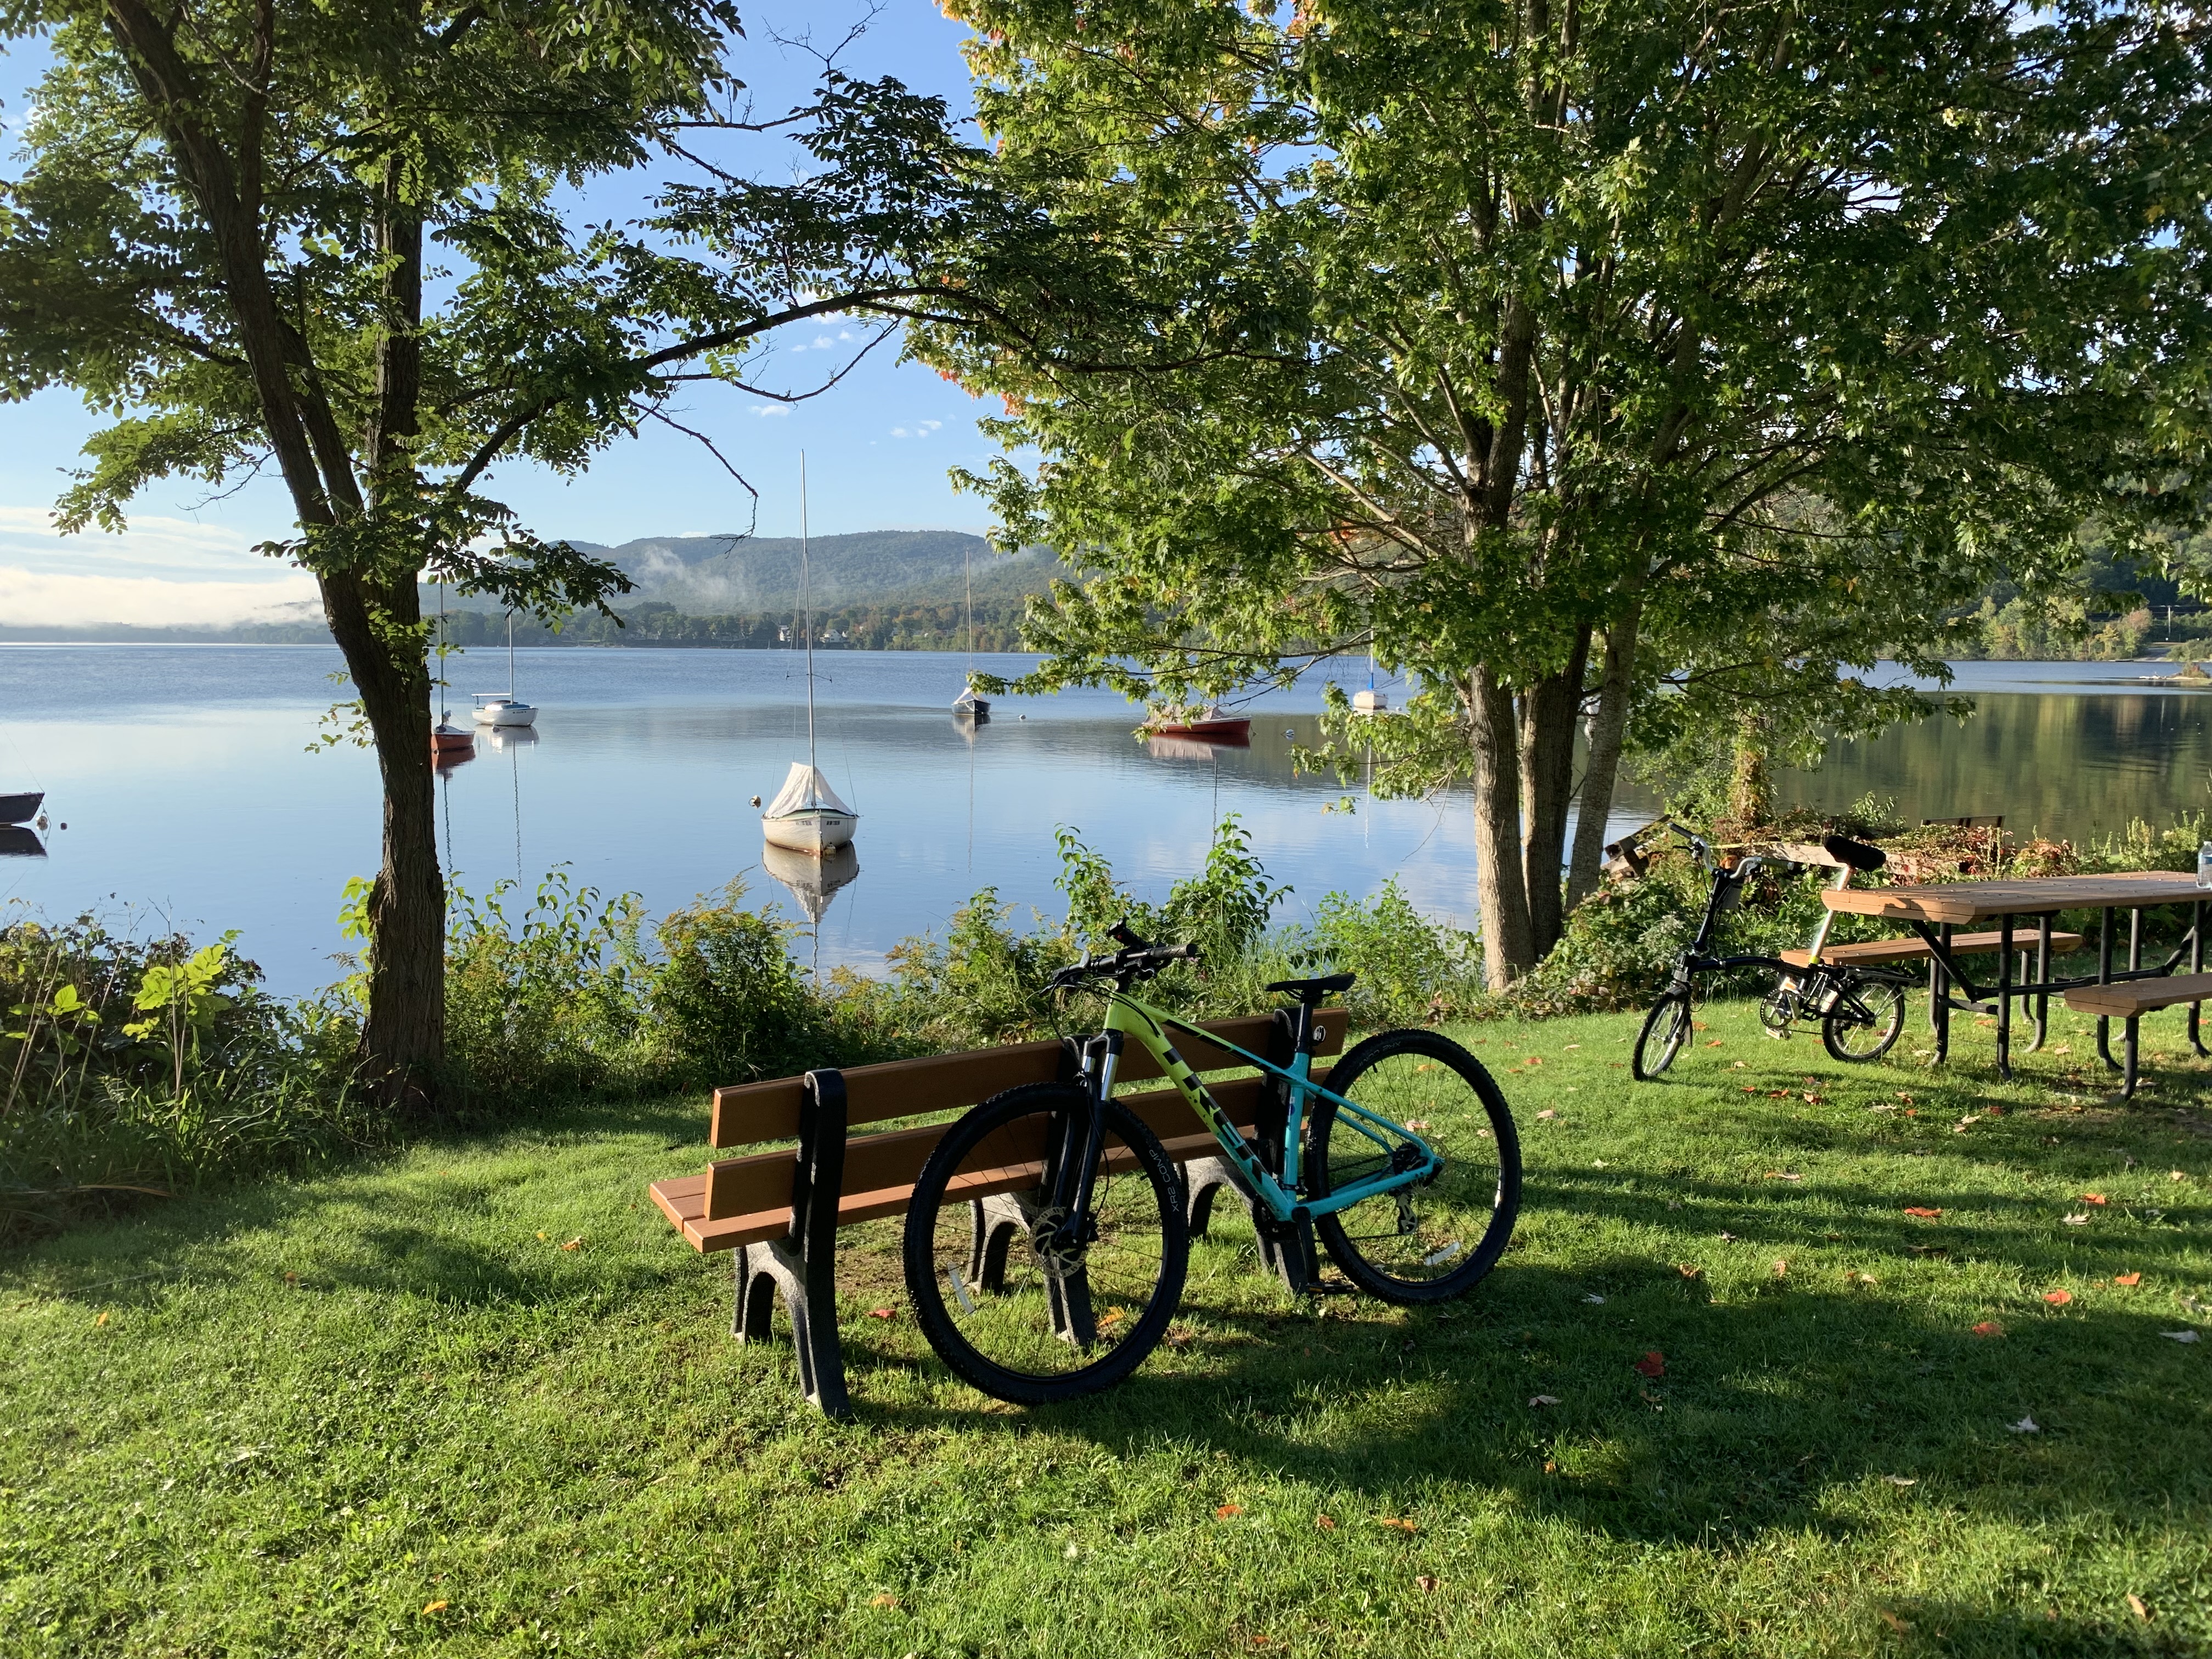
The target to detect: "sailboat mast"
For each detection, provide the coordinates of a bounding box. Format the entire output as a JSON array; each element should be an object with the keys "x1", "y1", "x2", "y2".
[
  {"x1": 437, "y1": 580, "x2": 448, "y2": 723},
  {"x1": 507, "y1": 610, "x2": 516, "y2": 699},
  {"x1": 801, "y1": 451, "x2": 814, "y2": 763},
  {"x1": 964, "y1": 540, "x2": 974, "y2": 684}
]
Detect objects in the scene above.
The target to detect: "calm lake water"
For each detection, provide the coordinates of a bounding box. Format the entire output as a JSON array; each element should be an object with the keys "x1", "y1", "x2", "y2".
[{"x1": 0, "y1": 648, "x2": 2206, "y2": 996}]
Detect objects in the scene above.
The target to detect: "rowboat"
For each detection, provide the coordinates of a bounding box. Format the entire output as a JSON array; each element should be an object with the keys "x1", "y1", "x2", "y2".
[{"x1": 1146, "y1": 704, "x2": 1251, "y2": 741}]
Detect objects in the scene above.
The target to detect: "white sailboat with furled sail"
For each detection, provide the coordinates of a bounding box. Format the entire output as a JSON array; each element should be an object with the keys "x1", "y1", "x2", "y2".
[
  {"x1": 952, "y1": 538, "x2": 990, "y2": 722},
  {"x1": 762, "y1": 453, "x2": 859, "y2": 856}
]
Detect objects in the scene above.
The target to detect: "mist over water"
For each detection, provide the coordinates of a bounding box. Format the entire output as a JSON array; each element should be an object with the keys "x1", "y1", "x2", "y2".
[{"x1": 0, "y1": 648, "x2": 2204, "y2": 997}]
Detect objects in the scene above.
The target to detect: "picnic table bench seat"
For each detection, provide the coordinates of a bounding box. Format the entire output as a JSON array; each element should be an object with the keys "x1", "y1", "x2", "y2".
[
  {"x1": 648, "y1": 1007, "x2": 1346, "y2": 1416},
  {"x1": 2062, "y1": 972, "x2": 2212, "y2": 1098},
  {"x1": 1778, "y1": 929, "x2": 2083, "y2": 969}
]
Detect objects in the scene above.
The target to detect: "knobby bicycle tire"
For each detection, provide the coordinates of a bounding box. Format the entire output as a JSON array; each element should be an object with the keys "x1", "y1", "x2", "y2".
[
  {"x1": 1633, "y1": 992, "x2": 1692, "y2": 1080},
  {"x1": 1307, "y1": 1028, "x2": 1521, "y2": 1305},
  {"x1": 902, "y1": 1082, "x2": 1188, "y2": 1406}
]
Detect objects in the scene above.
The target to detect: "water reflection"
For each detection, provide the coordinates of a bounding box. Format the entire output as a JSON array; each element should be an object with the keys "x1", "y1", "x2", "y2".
[
  {"x1": 0, "y1": 826, "x2": 45, "y2": 859},
  {"x1": 763, "y1": 842, "x2": 861, "y2": 924}
]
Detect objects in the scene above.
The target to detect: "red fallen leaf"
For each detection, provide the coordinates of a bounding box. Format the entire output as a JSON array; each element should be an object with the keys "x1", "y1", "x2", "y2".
[
  {"x1": 867, "y1": 1307, "x2": 896, "y2": 1320},
  {"x1": 1415, "y1": 1575, "x2": 1439, "y2": 1592},
  {"x1": 1985, "y1": 1104, "x2": 2005, "y2": 1116},
  {"x1": 1216, "y1": 1503, "x2": 1244, "y2": 1518},
  {"x1": 560, "y1": 1238, "x2": 583, "y2": 1251},
  {"x1": 2043, "y1": 1289, "x2": 2073, "y2": 1306},
  {"x1": 1904, "y1": 1207, "x2": 1943, "y2": 1218},
  {"x1": 2114, "y1": 1272, "x2": 2142, "y2": 1286},
  {"x1": 1314, "y1": 1514, "x2": 1336, "y2": 1530},
  {"x1": 1972, "y1": 1321, "x2": 2005, "y2": 1338},
  {"x1": 870, "y1": 1593, "x2": 900, "y2": 1609},
  {"x1": 1633, "y1": 1351, "x2": 1666, "y2": 1378},
  {"x1": 1678, "y1": 1264, "x2": 1703, "y2": 1280},
  {"x1": 2080, "y1": 1193, "x2": 2108, "y2": 1206},
  {"x1": 1377, "y1": 1517, "x2": 1419, "y2": 1533},
  {"x1": 1878, "y1": 1610, "x2": 1911, "y2": 1634}
]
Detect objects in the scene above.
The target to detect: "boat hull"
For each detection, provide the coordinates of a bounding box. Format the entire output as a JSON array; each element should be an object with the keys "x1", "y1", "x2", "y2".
[
  {"x1": 0, "y1": 791, "x2": 42, "y2": 825},
  {"x1": 762, "y1": 808, "x2": 859, "y2": 855},
  {"x1": 473, "y1": 699, "x2": 538, "y2": 727},
  {"x1": 1147, "y1": 718, "x2": 1251, "y2": 741}
]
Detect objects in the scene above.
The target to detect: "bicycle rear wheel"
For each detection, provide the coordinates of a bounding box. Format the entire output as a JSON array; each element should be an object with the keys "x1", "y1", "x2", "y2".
[
  {"x1": 1306, "y1": 1029, "x2": 1520, "y2": 1304},
  {"x1": 902, "y1": 1082, "x2": 1188, "y2": 1405},
  {"x1": 1822, "y1": 973, "x2": 1907, "y2": 1062},
  {"x1": 1633, "y1": 992, "x2": 1692, "y2": 1079}
]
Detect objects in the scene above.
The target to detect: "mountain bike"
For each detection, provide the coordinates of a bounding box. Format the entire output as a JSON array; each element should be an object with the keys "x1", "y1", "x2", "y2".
[
  {"x1": 901, "y1": 926, "x2": 1521, "y2": 1404},
  {"x1": 1632, "y1": 827, "x2": 1908, "y2": 1080}
]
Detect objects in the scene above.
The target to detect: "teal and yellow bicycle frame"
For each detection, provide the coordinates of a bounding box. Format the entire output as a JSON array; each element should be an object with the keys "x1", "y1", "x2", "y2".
[{"x1": 1085, "y1": 990, "x2": 1442, "y2": 1226}]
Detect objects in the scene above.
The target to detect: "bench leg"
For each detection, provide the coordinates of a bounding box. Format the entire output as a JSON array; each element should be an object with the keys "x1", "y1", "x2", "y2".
[
  {"x1": 1995, "y1": 916, "x2": 2013, "y2": 1080},
  {"x1": 2030, "y1": 916, "x2": 2051, "y2": 1053},
  {"x1": 731, "y1": 1236, "x2": 849, "y2": 1417},
  {"x1": 969, "y1": 1194, "x2": 1027, "y2": 1293},
  {"x1": 1184, "y1": 1154, "x2": 1314, "y2": 1296},
  {"x1": 1933, "y1": 924, "x2": 1952, "y2": 1062},
  {"x1": 1184, "y1": 1156, "x2": 1242, "y2": 1240},
  {"x1": 2194, "y1": 903, "x2": 2209, "y2": 1059},
  {"x1": 2097, "y1": 907, "x2": 2118, "y2": 1073},
  {"x1": 2122, "y1": 1016, "x2": 2140, "y2": 1101}
]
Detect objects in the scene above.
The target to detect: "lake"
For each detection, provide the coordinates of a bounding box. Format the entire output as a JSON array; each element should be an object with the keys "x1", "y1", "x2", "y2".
[{"x1": 1, "y1": 648, "x2": 2207, "y2": 996}]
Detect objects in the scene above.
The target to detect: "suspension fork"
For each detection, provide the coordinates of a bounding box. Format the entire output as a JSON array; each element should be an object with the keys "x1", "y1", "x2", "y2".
[{"x1": 1053, "y1": 1031, "x2": 1120, "y2": 1230}]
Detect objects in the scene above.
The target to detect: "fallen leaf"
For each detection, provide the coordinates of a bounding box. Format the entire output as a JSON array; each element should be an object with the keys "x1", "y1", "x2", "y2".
[
  {"x1": 1765, "y1": 1171, "x2": 1803, "y2": 1182},
  {"x1": 2114, "y1": 1273, "x2": 2141, "y2": 1286},
  {"x1": 1773, "y1": 1259, "x2": 1789, "y2": 1278},
  {"x1": 1543, "y1": 1460, "x2": 1557, "y2": 1473},
  {"x1": 2008, "y1": 1415, "x2": 2040, "y2": 1434},
  {"x1": 1064, "y1": 1543, "x2": 1080, "y2": 1559},
  {"x1": 1719, "y1": 1230, "x2": 1739, "y2": 1243},
  {"x1": 1845, "y1": 1270, "x2": 1880, "y2": 1288},
  {"x1": 561, "y1": 1238, "x2": 582, "y2": 1251},
  {"x1": 2081, "y1": 1193, "x2": 2108, "y2": 1206},
  {"x1": 1878, "y1": 1609, "x2": 1912, "y2": 1633},
  {"x1": 1415, "y1": 1575, "x2": 1439, "y2": 1593},
  {"x1": 1731, "y1": 1060, "x2": 1747, "y2": 1070},
  {"x1": 1535, "y1": 1109, "x2": 1556, "y2": 1120},
  {"x1": 2162, "y1": 1330, "x2": 2202, "y2": 1344},
  {"x1": 1378, "y1": 1517, "x2": 1419, "y2": 1533},
  {"x1": 1678, "y1": 1264, "x2": 1703, "y2": 1280},
  {"x1": 94, "y1": 1311, "x2": 109, "y2": 1328},
  {"x1": 1972, "y1": 1321, "x2": 2005, "y2": 1338},
  {"x1": 1314, "y1": 1515, "x2": 1335, "y2": 1531},
  {"x1": 1904, "y1": 1207, "x2": 1943, "y2": 1218},
  {"x1": 2053, "y1": 1044, "x2": 2071, "y2": 1054},
  {"x1": 1883, "y1": 1475, "x2": 1918, "y2": 1487},
  {"x1": 1895, "y1": 1092, "x2": 1915, "y2": 1103},
  {"x1": 1741, "y1": 1086, "x2": 1758, "y2": 1094},
  {"x1": 1705, "y1": 1040, "x2": 1724, "y2": 1048},
  {"x1": 1633, "y1": 1351, "x2": 1666, "y2": 1378},
  {"x1": 422, "y1": 1601, "x2": 449, "y2": 1616},
  {"x1": 1525, "y1": 1057, "x2": 1544, "y2": 1066},
  {"x1": 1582, "y1": 1293, "x2": 1605, "y2": 1304},
  {"x1": 2129, "y1": 1594, "x2": 2151, "y2": 1621},
  {"x1": 1216, "y1": 1504, "x2": 1244, "y2": 1519},
  {"x1": 2043, "y1": 1289, "x2": 2073, "y2": 1306},
  {"x1": 1564, "y1": 1043, "x2": 1582, "y2": 1049},
  {"x1": 867, "y1": 1307, "x2": 896, "y2": 1320},
  {"x1": 1528, "y1": 1395, "x2": 1561, "y2": 1407},
  {"x1": 537, "y1": 1231, "x2": 546, "y2": 1239},
  {"x1": 282, "y1": 1271, "x2": 300, "y2": 1285},
  {"x1": 2185, "y1": 1295, "x2": 2210, "y2": 1316},
  {"x1": 871, "y1": 1593, "x2": 900, "y2": 1609},
  {"x1": 2062, "y1": 1213, "x2": 2090, "y2": 1226}
]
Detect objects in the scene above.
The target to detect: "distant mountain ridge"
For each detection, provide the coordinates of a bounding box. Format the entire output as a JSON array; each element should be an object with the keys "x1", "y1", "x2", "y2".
[{"x1": 558, "y1": 529, "x2": 1059, "y2": 614}]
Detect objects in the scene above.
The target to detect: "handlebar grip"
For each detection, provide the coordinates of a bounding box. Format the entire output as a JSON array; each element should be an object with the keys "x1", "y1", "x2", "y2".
[
  {"x1": 1109, "y1": 922, "x2": 1153, "y2": 950},
  {"x1": 1173, "y1": 943, "x2": 1201, "y2": 961}
]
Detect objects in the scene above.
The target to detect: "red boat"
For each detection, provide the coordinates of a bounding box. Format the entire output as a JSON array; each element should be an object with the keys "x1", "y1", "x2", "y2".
[
  {"x1": 1145, "y1": 704, "x2": 1251, "y2": 742},
  {"x1": 432, "y1": 721, "x2": 476, "y2": 760}
]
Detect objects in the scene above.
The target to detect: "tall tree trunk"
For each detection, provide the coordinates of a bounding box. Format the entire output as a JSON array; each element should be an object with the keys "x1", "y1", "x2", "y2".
[
  {"x1": 1469, "y1": 665, "x2": 1534, "y2": 990},
  {"x1": 1518, "y1": 625, "x2": 1592, "y2": 958},
  {"x1": 326, "y1": 571, "x2": 442, "y2": 1102},
  {"x1": 1566, "y1": 605, "x2": 1641, "y2": 910}
]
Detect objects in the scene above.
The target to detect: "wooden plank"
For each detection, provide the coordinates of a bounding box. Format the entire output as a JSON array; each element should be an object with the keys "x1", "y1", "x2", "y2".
[
  {"x1": 682, "y1": 1076, "x2": 1270, "y2": 1252},
  {"x1": 707, "y1": 1010, "x2": 1341, "y2": 1147},
  {"x1": 1780, "y1": 929, "x2": 2084, "y2": 968},
  {"x1": 2063, "y1": 972, "x2": 2212, "y2": 1018},
  {"x1": 1824, "y1": 872, "x2": 2206, "y2": 925}
]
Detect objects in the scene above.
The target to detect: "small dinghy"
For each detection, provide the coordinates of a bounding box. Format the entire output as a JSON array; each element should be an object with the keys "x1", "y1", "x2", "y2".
[
  {"x1": 432, "y1": 722, "x2": 476, "y2": 761},
  {"x1": 0, "y1": 790, "x2": 42, "y2": 825},
  {"x1": 1146, "y1": 703, "x2": 1251, "y2": 741}
]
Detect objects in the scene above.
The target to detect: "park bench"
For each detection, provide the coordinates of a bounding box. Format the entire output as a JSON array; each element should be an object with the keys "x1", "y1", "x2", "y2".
[
  {"x1": 2062, "y1": 973, "x2": 2212, "y2": 1098},
  {"x1": 648, "y1": 1007, "x2": 1346, "y2": 1417},
  {"x1": 1778, "y1": 930, "x2": 2083, "y2": 969}
]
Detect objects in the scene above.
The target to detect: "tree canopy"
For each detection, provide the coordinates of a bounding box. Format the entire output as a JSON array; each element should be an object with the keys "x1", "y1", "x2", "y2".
[{"x1": 926, "y1": 0, "x2": 2212, "y2": 984}]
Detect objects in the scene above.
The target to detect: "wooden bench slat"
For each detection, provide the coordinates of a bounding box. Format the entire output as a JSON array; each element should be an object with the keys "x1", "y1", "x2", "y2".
[
  {"x1": 707, "y1": 1010, "x2": 1344, "y2": 1147},
  {"x1": 2063, "y1": 972, "x2": 2212, "y2": 1018},
  {"x1": 678, "y1": 1077, "x2": 1273, "y2": 1252},
  {"x1": 1780, "y1": 929, "x2": 2084, "y2": 968}
]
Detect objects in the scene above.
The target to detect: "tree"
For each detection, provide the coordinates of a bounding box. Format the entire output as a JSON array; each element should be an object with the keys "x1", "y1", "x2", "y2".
[
  {"x1": 923, "y1": 0, "x2": 2210, "y2": 986},
  {"x1": 0, "y1": 1, "x2": 1079, "y2": 1096}
]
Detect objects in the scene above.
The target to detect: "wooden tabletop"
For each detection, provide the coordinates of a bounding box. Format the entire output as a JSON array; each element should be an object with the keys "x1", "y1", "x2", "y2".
[{"x1": 1823, "y1": 871, "x2": 2210, "y2": 925}]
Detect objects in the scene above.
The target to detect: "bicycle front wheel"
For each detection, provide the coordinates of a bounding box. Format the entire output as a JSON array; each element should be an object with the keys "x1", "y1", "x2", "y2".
[
  {"x1": 1633, "y1": 992, "x2": 1692, "y2": 1079},
  {"x1": 1822, "y1": 973, "x2": 1907, "y2": 1062},
  {"x1": 1307, "y1": 1029, "x2": 1521, "y2": 1304},
  {"x1": 902, "y1": 1082, "x2": 1189, "y2": 1406}
]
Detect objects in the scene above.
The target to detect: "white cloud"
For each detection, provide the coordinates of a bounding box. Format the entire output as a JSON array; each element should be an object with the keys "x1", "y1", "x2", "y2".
[
  {"x1": 0, "y1": 505, "x2": 280, "y2": 580},
  {"x1": 0, "y1": 565, "x2": 320, "y2": 628},
  {"x1": 890, "y1": 426, "x2": 907, "y2": 437},
  {"x1": 752, "y1": 405, "x2": 791, "y2": 418},
  {"x1": 891, "y1": 419, "x2": 944, "y2": 441}
]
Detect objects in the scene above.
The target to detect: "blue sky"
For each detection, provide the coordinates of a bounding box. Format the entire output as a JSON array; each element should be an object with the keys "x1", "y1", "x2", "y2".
[{"x1": 0, "y1": 2, "x2": 1000, "y2": 627}]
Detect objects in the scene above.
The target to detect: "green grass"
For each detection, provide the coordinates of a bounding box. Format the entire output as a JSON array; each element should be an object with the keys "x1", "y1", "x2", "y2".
[{"x1": 3, "y1": 999, "x2": 2209, "y2": 1657}]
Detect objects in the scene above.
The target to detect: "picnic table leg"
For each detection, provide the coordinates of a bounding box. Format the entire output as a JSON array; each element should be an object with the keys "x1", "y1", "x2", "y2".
[
  {"x1": 2030, "y1": 915, "x2": 2052, "y2": 1053},
  {"x1": 2194, "y1": 901, "x2": 2209, "y2": 1059},
  {"x1": 1933, "y1": 924, "x2": 1952, "y2": 1062},
  {"x1": 2096, "y1": 907, "x2": 2118, "y2": 1073},
  {"x1": 1995, "y1": 915, "x2": 2013, "y2": 1080},
  {"x1": 2122, "y1": 1017, "x2": 2140, "y2": 1101}
]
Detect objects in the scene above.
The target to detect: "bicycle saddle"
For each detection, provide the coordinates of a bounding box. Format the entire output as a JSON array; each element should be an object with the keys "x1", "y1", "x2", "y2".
[
  {"x1": 1822, "y1": 833, "x2": 1887, "y2": 872},
  {"x1": 1267, "y1": 972, "x2": 1356, "y2": 1003}
]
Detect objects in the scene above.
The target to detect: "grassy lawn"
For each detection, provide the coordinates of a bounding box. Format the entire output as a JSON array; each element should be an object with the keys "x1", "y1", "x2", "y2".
[{"x1": 3, "y1": 998, "x2": 2209, "y2": 1657}]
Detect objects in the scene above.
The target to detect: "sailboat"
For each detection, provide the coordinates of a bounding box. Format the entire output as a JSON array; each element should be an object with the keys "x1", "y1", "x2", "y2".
[
  {"x1": 431, "y1": 581, "x2": 475, "y2": 759},
  {"x1": 952, "y1": 539, "x2": 990, "y2": 721},
  {"x1": 473, "y1": 611, "x2": 539, "y2": 727},
  {"x1": 762, "y1": 453, "x2": 859, "y2": 856},
  {"x1": 1353, "y1": 648, "x2": 1389, "y2": 713}
]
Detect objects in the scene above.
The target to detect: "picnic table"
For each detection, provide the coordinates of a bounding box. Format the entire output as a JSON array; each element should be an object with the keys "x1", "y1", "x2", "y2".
[{"x1": 1822, "y1": 871, "x2": 2211, "y2": 1080}]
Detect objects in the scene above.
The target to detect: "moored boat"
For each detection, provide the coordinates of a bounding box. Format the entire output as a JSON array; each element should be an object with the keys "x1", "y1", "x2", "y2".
[
  {"x1": 0, "y1": 790, "x2": 42, "y2": 825},
  {"x1": 472, "y1": 612, "x2": 539, "y2": 726},
  {"x1": 1146, "y1": 704, "x2": 1251, "y2": 741},
  {"x1": 761, "y1": 453, "x2": 860, "y2": 858}
]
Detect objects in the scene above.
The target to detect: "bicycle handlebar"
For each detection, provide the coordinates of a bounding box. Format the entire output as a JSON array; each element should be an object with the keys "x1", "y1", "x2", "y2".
[{"x1": 1048, "y1": 927, "x2": 1201, "y2": 991}]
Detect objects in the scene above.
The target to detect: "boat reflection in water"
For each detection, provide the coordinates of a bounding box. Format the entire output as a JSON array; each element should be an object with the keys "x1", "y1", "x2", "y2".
[
  {"x1": 1147, "y1": 733, "x2": 1248, "y2": 762},
  {"x1": 761, "y1": 840, "x2": 859, "y2": 924},
  {"x1": 483, "y1": 725, "x2": 539, "y2": 753},
  {"x1": 0, "y1": 825, "x2": 46, "y2": 858}
]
